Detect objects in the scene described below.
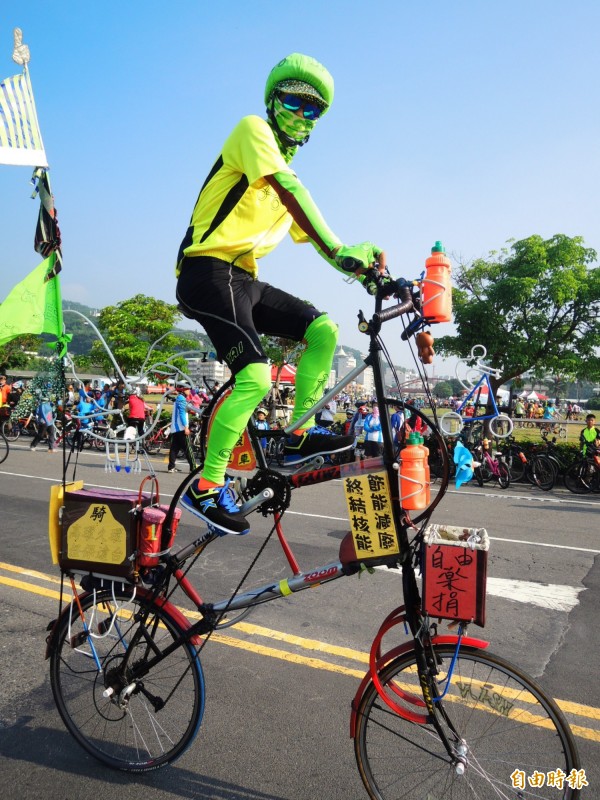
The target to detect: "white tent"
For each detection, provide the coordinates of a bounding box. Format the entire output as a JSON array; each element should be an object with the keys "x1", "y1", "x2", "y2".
[{"x1": 527, "y1": 391, "x2": 539, "y2": 400}]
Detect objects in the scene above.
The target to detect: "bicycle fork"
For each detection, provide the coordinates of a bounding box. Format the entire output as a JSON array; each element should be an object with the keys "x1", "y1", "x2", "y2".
[{"x1": 350, "y1": 608, "x2": 489, "y2": 773}]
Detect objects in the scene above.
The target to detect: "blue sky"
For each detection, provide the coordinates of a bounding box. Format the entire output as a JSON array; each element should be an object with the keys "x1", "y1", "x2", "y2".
[{"x1": 1, "y1": 1, "x2": 598, "y2": 373}]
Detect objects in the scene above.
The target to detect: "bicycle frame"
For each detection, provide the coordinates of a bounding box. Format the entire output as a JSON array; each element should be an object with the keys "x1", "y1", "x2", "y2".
[
  {"x1": 455, "y1": 373, "x2": 501, "y2": 422},
  {"x1": 481, "y1": 447, "x2": 502, "y2": 477}
]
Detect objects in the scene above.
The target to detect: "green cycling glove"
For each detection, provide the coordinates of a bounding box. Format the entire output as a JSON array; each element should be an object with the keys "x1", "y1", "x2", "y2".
[{"x1": 334, "y1": 242, "x2": 382, "y2": 272}]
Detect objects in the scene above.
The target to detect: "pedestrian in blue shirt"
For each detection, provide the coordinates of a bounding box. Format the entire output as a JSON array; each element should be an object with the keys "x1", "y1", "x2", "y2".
[
  {"x1": 363, "y1": 402, "x2": 384, "y2": 457},
  {"x1": 30, "y1": 396, "x2": 56, "y2": 452},
  {"x1": 168, "y1": 381, "x2": 196, "y2": 473}
]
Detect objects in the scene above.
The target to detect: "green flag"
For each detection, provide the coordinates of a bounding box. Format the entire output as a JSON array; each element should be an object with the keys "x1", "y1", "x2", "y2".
[{"x1": 0, "y1": 252, "x2": 64, "y2": 347}]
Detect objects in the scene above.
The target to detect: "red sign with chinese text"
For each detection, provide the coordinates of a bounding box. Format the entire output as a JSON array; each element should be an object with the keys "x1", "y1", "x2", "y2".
[{"x1": 422, "y1": 542, "x2": 487, "y2": 626}]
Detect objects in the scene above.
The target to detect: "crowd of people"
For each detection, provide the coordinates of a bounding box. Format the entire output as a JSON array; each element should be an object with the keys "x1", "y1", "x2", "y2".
[{"x1": 3, "y1": 370, "x2": 600, "y2": 480}]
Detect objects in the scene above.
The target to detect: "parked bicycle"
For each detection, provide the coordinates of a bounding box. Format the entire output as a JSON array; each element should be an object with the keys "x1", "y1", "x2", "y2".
[
  {"x1": 47, "y1": 269, "x2": 581, "y2": 798},
  {"x1": 472, "y1": 437, "x2": 511, "y2": 489},
  {"x1": 564, "y1": 445, "x2": 600, "y2": 494},
  {"x1": 527, "y1": 431, "x2": 573, "y2": 492},
  {"x1": 496, "y1": 435, "x2": 529, "y2": 483},
  {"x1": 1, "y1": 412, "x2": 39, "y2": 442},
  {"x1": 139, "y1": 422, "x2": 171, "y2": 454}
]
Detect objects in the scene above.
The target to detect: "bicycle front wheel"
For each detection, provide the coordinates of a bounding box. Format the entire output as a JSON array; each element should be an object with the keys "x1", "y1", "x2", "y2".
[
  {"x1": 354, "y1": 645, "x2": 580, "y2": 800},
  {"x1": 49, "y1": 587, "x2": 205, "y2": 772},
  {"x1": 529, "y1": 454, "x2": 557, "y2": 491},
  {"x1": 564, "y1": 461, "x2": 593, "y2": 495},
  {"x1": 497, "y1": 460, "x2": 511, "y2": 489},
  {"x1": 2, "y1": 419, "x2": 21, "y2": 441}
]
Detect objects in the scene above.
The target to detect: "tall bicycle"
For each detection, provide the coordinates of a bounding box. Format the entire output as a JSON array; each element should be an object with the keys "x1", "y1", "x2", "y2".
[
  {"x1": 440, "y1": 345, "x2": 513, "y2": 439},
  {"x1": 46, "y1": 269, "x2": 581, "y2": 798}
]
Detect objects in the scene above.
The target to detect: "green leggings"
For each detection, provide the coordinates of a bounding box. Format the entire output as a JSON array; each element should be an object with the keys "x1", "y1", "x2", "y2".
[{"x1": 202, "y1": 314, "x2": 338, "y2": 484}]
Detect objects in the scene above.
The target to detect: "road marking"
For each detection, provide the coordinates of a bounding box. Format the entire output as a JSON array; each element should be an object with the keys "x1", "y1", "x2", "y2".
[
  {"x1": 374, "y1": 568, "x2": 584, "y2": 612},
  {"x1": 486, "y1": 577, "x2": 583, "y2": 612},
  {"x1": 2, "y1": 468, "x2": 600, "y2": 556},
  {"x1": 1, "y1": 564, "x2": 599, "y2": 741}
]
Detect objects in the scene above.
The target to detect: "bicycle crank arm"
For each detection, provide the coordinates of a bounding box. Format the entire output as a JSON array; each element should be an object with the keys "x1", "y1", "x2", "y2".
[{"x1": 239, "y1": 488, "x2": 274, "y2": 515}]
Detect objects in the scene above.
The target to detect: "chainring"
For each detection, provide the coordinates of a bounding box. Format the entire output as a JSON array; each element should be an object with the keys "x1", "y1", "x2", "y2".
[{"x1": 241, "y1": 469, "x2": 292, "y2": 516}]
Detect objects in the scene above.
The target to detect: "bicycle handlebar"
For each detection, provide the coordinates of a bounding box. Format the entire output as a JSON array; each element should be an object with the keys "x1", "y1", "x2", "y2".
[{"x1": 372, "y1": 283, "x2": 414, "y2": 324}]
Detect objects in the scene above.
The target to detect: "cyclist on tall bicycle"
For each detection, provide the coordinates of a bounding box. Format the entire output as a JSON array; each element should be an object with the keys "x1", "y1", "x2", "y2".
[{"x1": 175, "y1": 53, "x2": 390, "y2": 536}]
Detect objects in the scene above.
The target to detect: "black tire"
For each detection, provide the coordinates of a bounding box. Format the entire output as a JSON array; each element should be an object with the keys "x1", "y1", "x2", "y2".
[
  {"x1": 2, "y1": 419, "x2": 21, "y2": 441},
  {"x1": 354, "y1": 645, "x2": 580, "y2": 800},
  {"x1": 474, "y1": 465, "x2": 484, "y2": 487},
  {"x1": 144, "y1": 437, "x2": 162, "y2": 454},
  {"x1": 477, "y1": 458, "x2": 494, "y2": 483},
  {"x1": 529, "y1": 454, "x2": 557, "y2": 491},
  {"x1": 564, "y1": 461, "x2": 593, "y2": 494},
  {"x1": 49, "y1": 587, "x2": 205, "y2": 771},
  {"x1": 507, "y1": 454, "x2": 526, "y2": 482},
  {"x1": 0, "y1": 432, "x2": 8, "y2": 464}
]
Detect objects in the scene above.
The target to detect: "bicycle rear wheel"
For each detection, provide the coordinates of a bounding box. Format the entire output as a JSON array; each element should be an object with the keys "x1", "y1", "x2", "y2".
[
  {"x1": 354, "y1": 645, "x2": 580, "y2": 800},
  {"x1": 49, "y1": 586, "x2": 205, "y2": 771},
  {"x1": 506, "y1": 453, "x2": 526, "y2": 482}
]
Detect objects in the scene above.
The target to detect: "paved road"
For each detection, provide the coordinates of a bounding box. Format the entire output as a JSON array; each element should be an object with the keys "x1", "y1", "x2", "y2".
[{"x1": 0, "y1": 442, "x2": 598, "y2": 798}]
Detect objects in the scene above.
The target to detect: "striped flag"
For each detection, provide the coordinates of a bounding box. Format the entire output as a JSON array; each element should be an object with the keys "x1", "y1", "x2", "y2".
[
  {"x1": 0, "y1": 69, "x2": 48, "y2": 167},
  {"x1": 32, "y1": 168, "x2": 62, "y2": 270}
]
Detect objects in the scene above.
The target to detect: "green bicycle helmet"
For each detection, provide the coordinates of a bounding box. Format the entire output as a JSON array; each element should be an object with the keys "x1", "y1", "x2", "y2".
[{"x1": 265, "y1": 53, "x2": 334, "y2": 112}]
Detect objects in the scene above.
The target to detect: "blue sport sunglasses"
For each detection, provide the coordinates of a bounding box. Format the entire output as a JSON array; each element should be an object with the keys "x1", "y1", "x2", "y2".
[{"x1": 279, "y1": 93, "x2": 324, "y2": 120}]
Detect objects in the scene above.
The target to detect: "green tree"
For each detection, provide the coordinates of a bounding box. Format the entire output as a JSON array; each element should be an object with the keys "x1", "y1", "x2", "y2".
[
  {"x1": 0, "y1": 334, "x2": 40, "y2": 372},
  {"x1": 436, "y1": 235, "x2": 600, "y2": 401},
  {"x1": 90, "y1": 295, "x2": 191, "y2": 377},
  {"x1": 260, "y1": 335, "x2": 305, "y2": 387},
  {"x1": 433, "y1": 380, "x2": 453, "y2": 399}
]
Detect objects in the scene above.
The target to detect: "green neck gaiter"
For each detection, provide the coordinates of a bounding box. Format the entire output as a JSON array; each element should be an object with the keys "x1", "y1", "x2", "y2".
[{"x1": 269, "y1": 96, "x2": 317, "y2": 161}]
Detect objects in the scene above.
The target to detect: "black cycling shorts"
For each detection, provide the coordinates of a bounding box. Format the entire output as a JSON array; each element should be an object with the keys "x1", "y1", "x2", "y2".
[{"x1": 176, "y1": 256, "x2": 324, "y2": 375}]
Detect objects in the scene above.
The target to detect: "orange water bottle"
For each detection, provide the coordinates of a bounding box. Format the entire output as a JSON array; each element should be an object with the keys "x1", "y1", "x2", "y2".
[
  {"x1": 399, "y1": 433, "x2": 427, "y2": 510},
  {"x1": 417, "y1": 433, "x2": 431, "y2": 505},
  {"x1": 421, "y1": 241, "x2": 452, "y2": 323}
]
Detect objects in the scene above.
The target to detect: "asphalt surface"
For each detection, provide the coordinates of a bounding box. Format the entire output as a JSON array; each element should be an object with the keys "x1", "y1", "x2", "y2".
[{"x1": 0, "y1": 441, "x2": 598, "y2": 798}]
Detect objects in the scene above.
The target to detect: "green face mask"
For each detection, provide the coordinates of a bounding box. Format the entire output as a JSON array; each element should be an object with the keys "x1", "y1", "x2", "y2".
[{"x1": 272, "y1": 95, "x2": 317, "y2": 144}]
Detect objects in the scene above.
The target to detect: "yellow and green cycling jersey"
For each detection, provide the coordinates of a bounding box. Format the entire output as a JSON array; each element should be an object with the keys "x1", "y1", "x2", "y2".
[{"x1": 175, "y1": 115, "x2": 342, "y2": 279}]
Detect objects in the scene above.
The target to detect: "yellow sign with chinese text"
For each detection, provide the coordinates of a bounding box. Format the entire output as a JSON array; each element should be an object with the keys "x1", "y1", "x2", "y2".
[
  {"x1": 67, "y1": 504, "x2": 127, "y2": 565},
  {"x1": 342, "y1": 469, "x2": 399, "y2": 558}
]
